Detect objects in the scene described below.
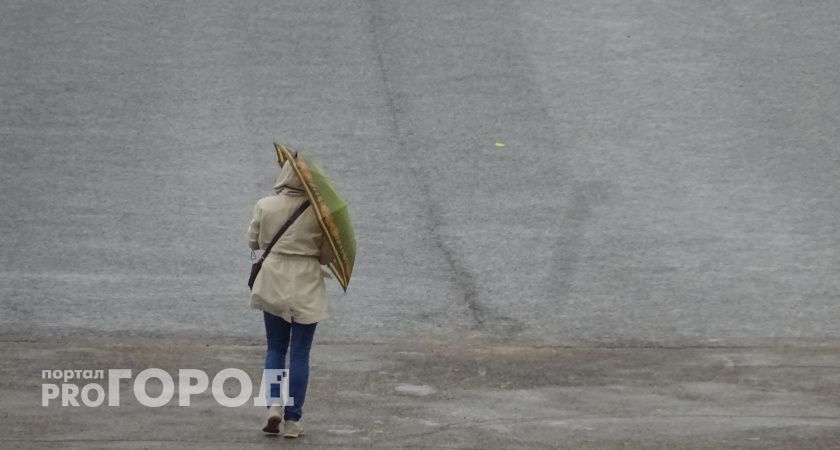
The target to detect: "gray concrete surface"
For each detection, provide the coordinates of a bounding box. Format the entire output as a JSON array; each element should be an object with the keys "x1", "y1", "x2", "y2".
[
  {"x1": 2, "y1": 0, "x2": 838, "y2": 343},
  {"x1": 2, "y1": 334, "x2": 840, "y2": 449},
  {"x1": 2, "y1": 0, "x2": 840, "y2": 448}
]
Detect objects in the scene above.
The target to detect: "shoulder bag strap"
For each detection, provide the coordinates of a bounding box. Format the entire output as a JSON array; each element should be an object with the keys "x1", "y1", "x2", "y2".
[{"x1": 259, "y1": 200, "x2": 311, "y2": 262}]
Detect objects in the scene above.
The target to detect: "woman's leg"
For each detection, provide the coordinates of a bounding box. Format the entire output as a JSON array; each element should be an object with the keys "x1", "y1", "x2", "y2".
[
  {"x1": 263, "y1": 312, "x2": 291, "y2": 404},
  {"x1": 285, "y1": 321, "x2": 317, "y2": 421}
]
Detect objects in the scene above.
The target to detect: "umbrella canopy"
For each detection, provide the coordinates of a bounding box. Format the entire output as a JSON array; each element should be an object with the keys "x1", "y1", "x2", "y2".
[{"x1": 274, "y1": 143, "x2": 356, "y2": 291}]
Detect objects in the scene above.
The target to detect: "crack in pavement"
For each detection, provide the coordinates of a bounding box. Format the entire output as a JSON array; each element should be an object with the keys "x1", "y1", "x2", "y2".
[{"x1": 365, "y1": 0, "x2": 487, "y2": 330}]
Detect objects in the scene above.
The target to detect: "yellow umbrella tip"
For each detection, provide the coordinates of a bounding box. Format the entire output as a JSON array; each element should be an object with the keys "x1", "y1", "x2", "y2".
[{"x1": 273, "y1": 142, "x2": 287, "y2": 166}]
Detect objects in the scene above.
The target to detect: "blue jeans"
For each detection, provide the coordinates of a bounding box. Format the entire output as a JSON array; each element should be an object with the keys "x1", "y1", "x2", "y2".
[{"x1": 263, "y1": 312, "x2": 317, "y2": 421}]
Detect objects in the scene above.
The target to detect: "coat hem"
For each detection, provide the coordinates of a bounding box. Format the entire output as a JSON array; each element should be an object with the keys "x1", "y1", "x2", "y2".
[{"x1": 250, "y1": 297, "x2": 327, "y2": 325}]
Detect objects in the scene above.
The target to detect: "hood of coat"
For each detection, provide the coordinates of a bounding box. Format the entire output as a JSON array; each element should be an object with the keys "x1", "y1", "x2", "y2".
[{"x1": 273, "y1": 162, "x2": 306, "y2": 196}]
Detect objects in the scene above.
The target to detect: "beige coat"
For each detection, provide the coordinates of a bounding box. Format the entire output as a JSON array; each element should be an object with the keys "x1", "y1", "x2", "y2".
[{"x1": 248, "y1": 163, "x2": 333, "y2": 324}]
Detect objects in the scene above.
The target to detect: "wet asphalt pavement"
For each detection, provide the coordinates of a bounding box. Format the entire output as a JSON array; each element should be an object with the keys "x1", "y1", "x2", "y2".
[{"x1": 2, "y1": 1, "x2": 839, "y2": 343}]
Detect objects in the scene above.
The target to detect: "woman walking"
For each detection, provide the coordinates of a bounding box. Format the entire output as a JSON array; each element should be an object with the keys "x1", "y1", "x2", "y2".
[{"x1": 247, "y1": 159, "x2": 333, "y2": 438}]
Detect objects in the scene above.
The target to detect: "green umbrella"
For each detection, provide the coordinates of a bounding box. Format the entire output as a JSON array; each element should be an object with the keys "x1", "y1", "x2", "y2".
[{"x1": 274, "y1": 143, "x2": 356, "y2": 291}]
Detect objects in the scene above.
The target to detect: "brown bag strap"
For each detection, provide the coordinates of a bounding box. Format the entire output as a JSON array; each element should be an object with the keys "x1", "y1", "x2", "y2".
[{"x1": 258, "y1": 200, "x2": 311, "y2": 262}]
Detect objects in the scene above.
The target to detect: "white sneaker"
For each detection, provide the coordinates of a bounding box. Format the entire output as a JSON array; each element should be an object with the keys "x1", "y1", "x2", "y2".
[
  {"x1": 262, "y1": 405, "x2": 283, "y2": 434},
  {"x1": 283, "y1": 420, "x2": 304, "y2": 438}
]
